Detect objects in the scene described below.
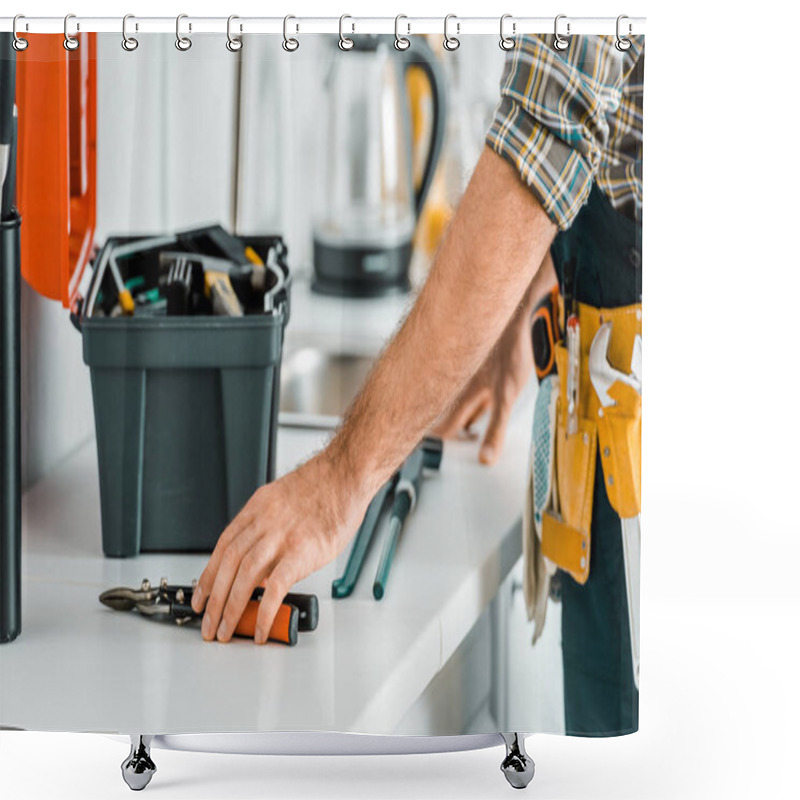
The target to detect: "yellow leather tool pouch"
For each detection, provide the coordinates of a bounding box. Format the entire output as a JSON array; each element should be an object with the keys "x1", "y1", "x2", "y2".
[
  {"x1": 588, "y1": 303, "x2": 642, "y2": 519},
  {"x1": 540, "y1": 344, "x2": 597, "y2": 585},
  {"x1": 597, "y1": 381, "x2": 641, "y2": 519}
]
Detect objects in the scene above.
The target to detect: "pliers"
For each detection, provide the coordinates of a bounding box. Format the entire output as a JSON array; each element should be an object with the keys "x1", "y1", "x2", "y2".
[{"x1": 99, "y1": 578, "x2": 318, "y2": 646}]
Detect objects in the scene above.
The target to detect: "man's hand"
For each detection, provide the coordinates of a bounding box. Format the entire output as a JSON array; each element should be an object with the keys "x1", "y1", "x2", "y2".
[
  {"x1": 434, "y1": 253, "x2": 557, "y2": 465},
  {"x1": 191, "y1": 149, "x2": 556, "y2": 644},
  {"x1": 434, "y1": 302, "x2": 534, "y2": 465},
  {"x1": 191, "y1": 453, "x2": 367, "y2": 644}
]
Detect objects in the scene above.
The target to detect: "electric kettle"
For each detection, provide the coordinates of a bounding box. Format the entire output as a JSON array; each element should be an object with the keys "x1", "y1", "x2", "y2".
[{"x1": 313, "y1": 36, "x2": 446, "y2": 297}]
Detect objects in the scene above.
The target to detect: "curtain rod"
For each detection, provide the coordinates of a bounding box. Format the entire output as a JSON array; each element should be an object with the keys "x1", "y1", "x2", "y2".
[{"x1": 0, "y1": 16, "x2": 646, "y2": 36}]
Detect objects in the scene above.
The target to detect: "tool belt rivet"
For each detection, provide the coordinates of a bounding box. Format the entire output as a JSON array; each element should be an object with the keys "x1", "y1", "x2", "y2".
[
  {"x1": 603, "y1": 447, "x2": 610, "y2": 457},
  {"x1": 608, "y1": 475, "x2": 615, "y2": 486}
]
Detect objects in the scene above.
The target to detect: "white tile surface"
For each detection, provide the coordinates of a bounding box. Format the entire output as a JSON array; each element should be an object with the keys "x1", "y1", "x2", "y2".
[{"x1": 1, "y1": 386, "x2": 534, "y2": 735}]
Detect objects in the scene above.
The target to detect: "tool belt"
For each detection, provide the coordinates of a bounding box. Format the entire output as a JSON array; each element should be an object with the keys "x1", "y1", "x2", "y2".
[{"x1": 540, "y1": 300, "x2": 642, "y2": 585}]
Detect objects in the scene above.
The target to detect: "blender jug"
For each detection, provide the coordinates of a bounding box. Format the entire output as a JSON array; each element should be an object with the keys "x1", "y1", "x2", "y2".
[{"x1": 313, "y1": 36, "x2": 446, "y2": 297}]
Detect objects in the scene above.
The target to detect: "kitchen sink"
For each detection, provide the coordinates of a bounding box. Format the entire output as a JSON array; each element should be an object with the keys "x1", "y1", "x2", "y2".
[{"x1": 279, "y1": 347, "x2": 376, "y2": 426}]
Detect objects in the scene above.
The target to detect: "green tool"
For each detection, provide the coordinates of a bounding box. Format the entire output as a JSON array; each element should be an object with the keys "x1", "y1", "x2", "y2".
[
  {"x1": 331, "y1": 476, "x2": 397, "y2": 599},
  {"x1": 331, "y1": 437, "x2": 443, "y2": 601}
]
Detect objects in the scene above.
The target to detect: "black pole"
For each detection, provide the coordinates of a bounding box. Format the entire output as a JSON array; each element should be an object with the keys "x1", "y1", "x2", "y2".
[
  {"x1": 0, "y1": 212, "x2": 21, "y2": 643},
  {"x1": 1, "y1": 36, "x2": 21, "y2": 643}
]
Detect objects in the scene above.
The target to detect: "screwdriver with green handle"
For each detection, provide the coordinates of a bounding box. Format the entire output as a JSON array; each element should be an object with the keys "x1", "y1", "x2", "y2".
[{"x1": 373, "y1": 437, "x2": 443, "y2": 601}]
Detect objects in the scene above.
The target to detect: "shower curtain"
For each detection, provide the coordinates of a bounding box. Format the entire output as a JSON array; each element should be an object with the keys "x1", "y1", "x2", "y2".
[{"x1": 0, "y1": 21, "x2": 643, "y2": 747}]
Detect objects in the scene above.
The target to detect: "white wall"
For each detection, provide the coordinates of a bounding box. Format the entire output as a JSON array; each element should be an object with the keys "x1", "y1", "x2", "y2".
[
  {"x1": 20, "y1": 34, "x2": 503, "y2": 489},
  {"x1": 20, "y1": 34, "x2": 239, "y2": 488}
]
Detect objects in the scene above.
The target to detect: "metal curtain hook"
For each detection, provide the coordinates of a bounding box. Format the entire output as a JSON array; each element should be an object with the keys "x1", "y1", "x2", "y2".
[
  {"x1": 394, "y1": 14, "x2": 410, "y2": 51},
  {"x1": 12, "y1": 15, "x2": 29, "y2": 51},
  {"x1": 64, "y1": 13, "x2": 79, "y2": 51},
  {"x1": 175, "y1": 14, "x2": 192, "y2": 51},
  {"x1": 122, "y1": 14, "x2": 139, "y2": 52},
  {"x1": 553, "y1": 14, "x2": 570, "y2": 51},
  {"x1": 615, "y1": 15, "x2": 632, "y2": 51},
  {"x1": 499, "y1": 14, "x2": 515, "y2": 51},
  {"x1": 282, "y1": 15, "x2": 299, "y2": 52},
  {"x1": 443, "y1": 14, "x2": 460, "y2": 51},
  {"x1": 227, "y1": 15, "x2": 243, "y2": 52},
  {"x1": 339, "y1": 15, "x2": 354, "y2": 50}
]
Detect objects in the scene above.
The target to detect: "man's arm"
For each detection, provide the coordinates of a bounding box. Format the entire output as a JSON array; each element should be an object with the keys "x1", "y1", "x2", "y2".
[
  {"x1": 434, "y1": 252, "x2": 558, "y2": 464},
  {"x1": 192, "y1": 148, "x2": 556, "y2": 644}
]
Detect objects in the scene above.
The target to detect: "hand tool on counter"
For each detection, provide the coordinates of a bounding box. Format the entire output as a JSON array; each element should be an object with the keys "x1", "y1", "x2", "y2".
[
  {"x1": 99, "y1": 578, "x2": 319, "y2": 646},
  {"x1": 331, "y1": 475, "x2": 398, "y2": 599},
  {"x1": 332, "y1": 436, "x2": 443, "y2": 600}
]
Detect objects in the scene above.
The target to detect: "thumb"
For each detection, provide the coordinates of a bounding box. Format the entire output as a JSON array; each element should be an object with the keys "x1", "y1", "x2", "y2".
[{"x1": 480, "y1": 400, "x2": 511, "y2": 465}]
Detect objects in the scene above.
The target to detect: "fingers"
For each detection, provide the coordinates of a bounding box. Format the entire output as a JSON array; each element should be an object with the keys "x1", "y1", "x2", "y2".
[
  {"x1": 479, "y1": 396, "x2": 512, "y2": 466},
  {"x1": 191, "y1": 502, "x2": 256, "y2": 614},
  {"x1": 434, "y1": 388, "x2": 490, "y2": 439},
  {"x1": 253, "y1": 562, "x2": 295, "y2": 645},
  {"x1": 464, "y1": 396, "x2": 491, "y2": 431},
  {"x1": 198, "y1": 520, "x2": 274, "y2": 642},
  {"x1": 213, "y1": 537, "x2": 280, "y2": 643}
]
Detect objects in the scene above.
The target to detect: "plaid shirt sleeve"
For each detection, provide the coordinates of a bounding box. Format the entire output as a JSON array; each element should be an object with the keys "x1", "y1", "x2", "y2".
[{"x1": 486, "y1": 35, "x2": 644, "y2": 230}]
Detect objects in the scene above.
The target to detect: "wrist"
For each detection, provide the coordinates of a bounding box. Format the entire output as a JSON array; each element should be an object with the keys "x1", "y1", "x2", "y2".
[{"x1": 306, "y1": 445, "x2": 375, "y2": 553}]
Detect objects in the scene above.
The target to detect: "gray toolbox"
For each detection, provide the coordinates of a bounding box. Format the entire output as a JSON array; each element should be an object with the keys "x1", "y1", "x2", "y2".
[{"x1": 77, "y1": 225, "x2": 290, "y2": 557}]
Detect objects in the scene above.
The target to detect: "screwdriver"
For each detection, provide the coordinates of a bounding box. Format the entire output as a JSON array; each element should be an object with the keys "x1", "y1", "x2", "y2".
[{"x1": 108, "y1": 255, "x2": 136, "y2": 316}]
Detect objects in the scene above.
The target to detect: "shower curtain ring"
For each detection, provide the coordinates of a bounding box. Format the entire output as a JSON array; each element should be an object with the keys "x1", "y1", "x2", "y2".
[
  {"x1": 282, "y1": 15, "x2": 299, "y2": 52},
  {"x1": 175, "y1": 14, "x2": 192, "y2": 51},
  {"x1": 499, "y1": 14, "x2": 515, "y2": 51},
  {"x1": 226, "y1": 15, "x2": 243, "y2": 52},
  {"x1": 121, "y1": 15, "x2": 139, "y2": 51},
  {"x1": 339, "y1": 15, "x2": 355, "y2": 50},
  {"x1": 443, "y1": 14, "x2": 460, "y2": 51},
  {"x1": 553, "y1": 14, "x2": 570, "y2": 51},
  {"x1": 394, "y1": 15, "x2": 410, "y2": 51},
  {"x1": 12, "y1": 15, "x2": 29, "y2": 51},
  {"x1": 615, "y1": 15, "x2": 632, "y2": 51},
  {"x1": 63, "y1": 14, "x2": 79, "y2": 51}
]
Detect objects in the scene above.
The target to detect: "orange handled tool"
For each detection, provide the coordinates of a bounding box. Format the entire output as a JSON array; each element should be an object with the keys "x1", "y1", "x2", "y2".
[
  {"x1": 235, "y1": 599, "x2": 298, "y2": 645},
  {"x1": 99, "y1": 579, "x2": 319, "y2": 646}
]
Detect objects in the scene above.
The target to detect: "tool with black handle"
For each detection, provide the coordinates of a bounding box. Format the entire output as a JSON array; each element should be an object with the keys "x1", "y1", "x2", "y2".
[{"x1": 99, "y1": 579, "x2": 318, "y2": 646}]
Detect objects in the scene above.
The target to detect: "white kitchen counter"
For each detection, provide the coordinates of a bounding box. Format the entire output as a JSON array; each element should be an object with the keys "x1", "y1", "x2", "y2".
[
  {"x1": 0, "y1": 399, "x2": 532, "y2": 736},
  {"x1": 1, "y1": 275, "x2": 535, "y2": 736}
]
